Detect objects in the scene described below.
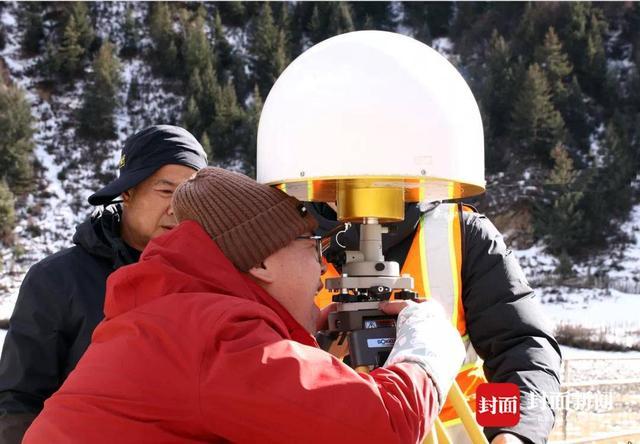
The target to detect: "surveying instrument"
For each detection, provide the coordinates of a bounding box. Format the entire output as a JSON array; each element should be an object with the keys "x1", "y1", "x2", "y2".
[{"x1": 258, "y1": 31, "x2": 489, "y2": 444}]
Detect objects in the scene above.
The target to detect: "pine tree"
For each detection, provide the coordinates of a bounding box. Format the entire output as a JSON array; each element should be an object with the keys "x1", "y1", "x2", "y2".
[
  {"x1": 326, "y1": 3, "x2": 354, "y2": 36},
  {"x1": 208, "y1": 80, "x2": 245, "y2": 160},
  {"x1": 576, "y1": 115, "x2": 636, "y2": 248},
  {"x1": 182, "y1": 72, "x2": 204, "y2": 148},
  {"x1": 0, "y1": 83, "x2": 35, "y2": 195},
  {"x1": 40, "y1": 40, "x2": 61, "y2": 79},
  {"x1": 400, "y1": 2, "x2": 431, "y2": 43},
  {"x1": 216, "y1": 2, "x2": 248, "y2": 28},
  {"x1": 20, "y1": 3, "x2": 45, "y2": 55},
  {"x1": 182, "y1": 96, "x2": 200, "y2": 131},
  {"x1": 535, "y1": 27, "x2": 573, "y2": 105},
  {"x1": 41, "y1": 2, "x2": 93, "y2": 78},
  {"x1": 563, "y1": 2, "x2": 589, "y2": 60},
  {"x1": 213, "y1": 11, "x2": 232, "y2": 82},
  {"x1": 561, "y1": 3, "x2": 607, "y2": 98},
  {"x1": 187, "y1": 69, "x2": 204, "y2": 103},
  {"x1": 199, "y1": 61, "x2": 219, "y2": 130},
  {"x1": 547, "y1": 144, "x2": 578, "y2": 187},
  {"x1": 536, "y1": 144, "x2": 584, "y2": 255},
  {"x1": 181, "y1": 9, "x2": 215, "y2": 82},
  {"x1": 511, "y1": 63, "x2": 565, "y2": 162},
  {"x1": 484, "y1": 30, "x2": 515, "y2": 139},
  {"x1": 513, "y1": 2, "x2": 541, "y2": 62},
  {"x1": 126, "y1": 77, "x2": 140, "y2": 109},
  {"x1": 350, "y1": 2, "x2": 395, "y2": 32},
  {"x1": 309, "y1": 5, "x2": 323, "y2": 45},
  {"x1": 58, "y1": 14, "x2": 85, "y2": 76},
  {"x1": 67, "y1": 2, "x2": 94, "y2": 52},
  {"x1": 149, "y1": 2, "x2": 178, "y2": 77},
  {"x1": 121, "y1": 6, "x2": 139, "y2": 57},
  {"x1": 241, "y1": 84, "x2": 263, "y2": 177},
  {"x1": 78, "y1": 42, "x2": 121, "y2": 140},
  {"x1": 308, "y1": 3, "x2": 354, "y2": 44},
  {"x1": 288, "y1": 2, "x2": 312, "y2": 56},
  {"x1": 479, "y1": 30, "x2": 517, "y2": 171},
  {"x1": 584, "y1": 12, "x2": 607, "y2": 96},
  {"x1": 212, "y1": 9, "x2": 250, "y2": 100},
  {"x1": 249, "y1": 3, "x2": 289, "y2": 99},
  {"x1": 562, "y1": 77, "x2": 591, "y2": 152},
  {"x1": 555, "y1": 250, "x2": 574, "y2": 278},
  {"x1": 0, "y1": 180, "x2": 15, "y2": 244},
  {"x1": 424, "y1": 3, "x2": 453, "y2": 38},
  {"x1": 598, "y1": 116, "x2": 635, "y2": 219}
]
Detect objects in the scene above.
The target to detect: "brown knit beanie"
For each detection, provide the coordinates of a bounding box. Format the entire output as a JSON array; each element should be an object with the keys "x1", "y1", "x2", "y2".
[{"x1": 172, "y1": 167, "x2": 318, "y2": 272}]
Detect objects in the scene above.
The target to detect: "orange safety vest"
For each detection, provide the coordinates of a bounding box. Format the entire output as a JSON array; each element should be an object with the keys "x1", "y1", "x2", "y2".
[{"x1": 315, "y1": 202, "x2": 486, "y2": 426}]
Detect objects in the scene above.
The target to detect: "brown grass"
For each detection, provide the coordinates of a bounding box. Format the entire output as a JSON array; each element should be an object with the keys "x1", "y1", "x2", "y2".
[{"x1": 554, "y1": 323, "x2": 640, "y2": 352}]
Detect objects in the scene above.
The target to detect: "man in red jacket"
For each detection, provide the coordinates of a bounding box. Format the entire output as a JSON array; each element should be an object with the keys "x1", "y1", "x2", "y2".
[{"x1": 24, "y1": 167, "x2": 465, "y2": 444}]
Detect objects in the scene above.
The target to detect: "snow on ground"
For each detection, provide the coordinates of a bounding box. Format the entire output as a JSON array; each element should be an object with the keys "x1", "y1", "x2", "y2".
[
  {"x1": 534, "y1": 284, "x2": 640, "y2": 350},
  {"x1": 606, "y1": 204, "x2": 640, "y2": 284},
  {"x1": 510, "y1": 204, "x2": 640, "y2": 350},
  {"x1": 510, "y1": 202, "x2": 638, "y2": 282},
  {"x1": 539, "y1": 287, "x2": 640, "y2": 327}
]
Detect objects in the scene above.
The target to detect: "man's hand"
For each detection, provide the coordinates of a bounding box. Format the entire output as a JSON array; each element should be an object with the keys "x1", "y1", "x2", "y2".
[
  {"x1": 378, "y1": 299, "x2": 417, "y2": 316},
  {"x1": 491, "y1": 433, "x2": 525, "y2": 444}
]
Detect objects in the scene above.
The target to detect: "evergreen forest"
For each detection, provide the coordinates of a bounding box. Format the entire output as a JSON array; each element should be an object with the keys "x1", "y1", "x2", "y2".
[{"x1": 0, "y1": 1, "x2": 639, "y2": 277}]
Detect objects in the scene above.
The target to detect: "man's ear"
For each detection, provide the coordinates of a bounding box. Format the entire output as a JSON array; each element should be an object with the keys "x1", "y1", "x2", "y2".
[
  {"x1": 247, "y1": 260, "x2": 276, "y2": 285},
  {"x1": 121, "y1": 189, "x2": 133, "y2": 206}
]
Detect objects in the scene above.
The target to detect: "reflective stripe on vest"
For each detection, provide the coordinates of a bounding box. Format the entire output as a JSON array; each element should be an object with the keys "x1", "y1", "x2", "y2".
[{"x1": 401, "y1": 203, "x2": 462, "y2": 332}]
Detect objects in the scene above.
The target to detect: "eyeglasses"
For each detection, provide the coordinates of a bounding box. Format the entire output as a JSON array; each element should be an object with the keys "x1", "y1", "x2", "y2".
[
  {"x1": 296, "y1": 222, "x2": 350, "y2": 264},
  {"x1": 295, "y1": 235, "x2": 331, "y2": 264}
]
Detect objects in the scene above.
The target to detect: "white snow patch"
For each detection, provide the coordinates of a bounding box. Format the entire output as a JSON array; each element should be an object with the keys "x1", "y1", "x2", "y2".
[
  {"x1": 588, "y1": 123, "x2": 606, "y2": 167},
  {"x1": 539, "y1": 287, "x2": 640, "y2": 349},
  {"x1": 540, "y1": 287, "x2": 640, "y2": 326},
  {"x1": 515, "y1": 243, "x2": 558, "y2": 276},
  {"x1": 1, "y1": 8, "x2": 16, "y2": 27},
  {"x1": 432, "y1": 37, "x2": 453, "y2": 54}
]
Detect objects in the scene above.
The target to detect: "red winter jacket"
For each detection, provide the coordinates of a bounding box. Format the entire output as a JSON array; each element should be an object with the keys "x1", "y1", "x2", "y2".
[{"x1": 24, "y1": 221, "x2": 438, "y2": 444}]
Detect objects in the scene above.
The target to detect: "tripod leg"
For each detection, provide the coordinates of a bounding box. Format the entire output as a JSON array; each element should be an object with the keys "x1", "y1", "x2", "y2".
[
  {"x1": 423, "y1": 427, "x2": 438, "y2": 444},
  {"x1": 435, "y1": 419, "x2": 451, "y2": 444},
  {"x1": 448, "y1": 382, "x2": 489, "y2": 444},
  {"x1": 423, "y1": 418, "x2": 450, "y2": 444}
]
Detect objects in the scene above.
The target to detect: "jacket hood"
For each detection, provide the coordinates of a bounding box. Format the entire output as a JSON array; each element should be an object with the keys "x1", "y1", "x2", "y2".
[
  {"x1": 72, "y1": 204, "x2": 138, "y2": 268},
  {"x1": 103, "y1": 220, "x2": 314, "y2": 344}
]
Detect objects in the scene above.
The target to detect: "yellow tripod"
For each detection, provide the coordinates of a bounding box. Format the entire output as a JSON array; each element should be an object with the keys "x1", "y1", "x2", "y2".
[
  {"x1": 355, "y1": 362, "x2": 488, "y2": 444},
  {"x1": 424, "y1": 383, "x2": 488, "y2": 444}
]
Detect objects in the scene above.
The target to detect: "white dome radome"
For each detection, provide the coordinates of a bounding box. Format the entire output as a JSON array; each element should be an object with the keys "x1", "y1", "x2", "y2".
[{"x1": 257, "y1": 30, "x2": 485, "y2": 204}]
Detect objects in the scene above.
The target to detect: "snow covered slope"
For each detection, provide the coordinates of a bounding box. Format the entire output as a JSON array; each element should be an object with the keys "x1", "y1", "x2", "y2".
[{"x1": 0, "y1": 3, "x2": 639, "y2": 358}]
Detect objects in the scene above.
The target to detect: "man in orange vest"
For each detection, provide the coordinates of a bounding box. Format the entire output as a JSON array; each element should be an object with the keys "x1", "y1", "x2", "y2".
[{"x1": 311, "y1": 201, "x2": 562, "y2": 444}]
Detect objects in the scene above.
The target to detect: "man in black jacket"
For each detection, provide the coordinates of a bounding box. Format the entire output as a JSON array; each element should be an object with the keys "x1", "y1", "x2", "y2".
[
  {"x1": 310, "y1": 202, "x2": 562, "y2": 444},
  {"x1": 0, "y1": 125, "x2": 208, "y2": 442}
]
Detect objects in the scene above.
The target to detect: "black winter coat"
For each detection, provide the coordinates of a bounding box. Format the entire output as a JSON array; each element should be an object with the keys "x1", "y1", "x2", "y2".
[
  {"x1": 0, "y1": 205, "x2": 139, "y2": 443},
  {"x1": 310, "y1": 202, "x2": 562, "y2": 444}
]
